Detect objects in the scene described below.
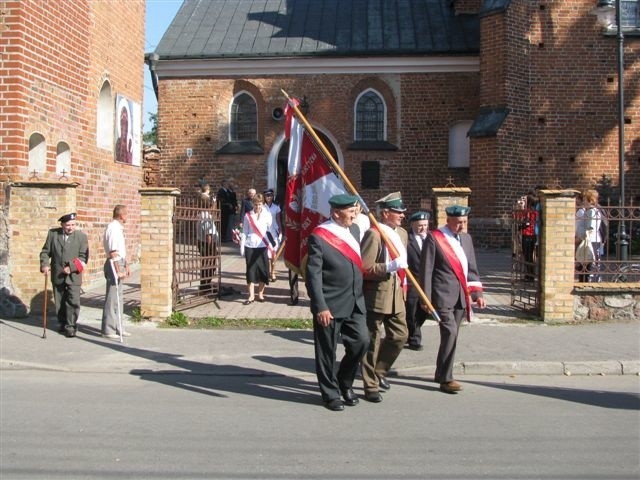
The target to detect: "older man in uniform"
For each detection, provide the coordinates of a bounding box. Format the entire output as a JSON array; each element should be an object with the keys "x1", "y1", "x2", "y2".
[
  {"x1": 419, "y1": 205, "x2": 486, "y2": 394},
  {"x1": 360, "y1": 192, "x2": 409, "y2": 403},
  {"x1": 305, "y1": 194, "x2": 369, "y2": 411},
  {"x1": 39, "y1": 212, "x2": 89, "y2": 337},
  {"x1": 405, "y1": 211, "x2": 431, "y2": 351}
]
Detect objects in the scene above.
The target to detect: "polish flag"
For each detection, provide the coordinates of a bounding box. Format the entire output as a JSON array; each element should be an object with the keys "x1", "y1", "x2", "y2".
[{"x1": 283, "y1": 100, "x2": 345, "y2": 277}]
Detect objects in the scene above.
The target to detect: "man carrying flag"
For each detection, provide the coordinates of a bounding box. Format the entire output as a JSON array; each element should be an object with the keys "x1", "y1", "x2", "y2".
[
  {"x1": 419, "y1": 205, "x2": 486, "y2": 394},
  {"x1": 360, "y1": 192, "x2": 409, "y2": 403},
  {"x1": 305, "y1": 194, "x2": 369, "y2": 412}
]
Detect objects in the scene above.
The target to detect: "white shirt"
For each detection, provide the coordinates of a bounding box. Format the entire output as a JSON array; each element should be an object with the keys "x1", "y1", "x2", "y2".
[
  {"x1": 104, "y1": 219, "x2": 126, "y2": 260},
  {"x1": 242, "y1": 209, "x2": 273, "y2": 249}
]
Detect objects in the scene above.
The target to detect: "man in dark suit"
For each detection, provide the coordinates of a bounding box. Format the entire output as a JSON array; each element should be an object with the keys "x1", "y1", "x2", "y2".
[
  {"x1": 419, "y1": 205, "x2": 486, "y2": 394},
  {"x1": 361, "y1": 192, "x2": 409, "y2": 403},
  {"x1": 217, "y1": 178, "x2": 237, "y2": 242},
  {"x1": 405, "y1": 211, "x2": 430, "y2": 351},
  {"x1": 305, "y1": 194, "x2": 369, "y2": 411},
  {"x1": 39, "y1": 213, "x2": 89, "y2": 337}
]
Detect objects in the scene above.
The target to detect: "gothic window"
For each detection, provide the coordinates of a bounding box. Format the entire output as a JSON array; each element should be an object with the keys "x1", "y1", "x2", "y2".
[
  {"x1": 96, "y1": 80, "x2": 114, "y2": 150},
  {"x1": 448, "y1": 121, "x2": 473, "y2": 168},
  {"x1": 355, "y1": 89, "x2": 385, "y2": 142},
  {"x1": 230, "y1": 92, "x2": 257, "y2": 141}
]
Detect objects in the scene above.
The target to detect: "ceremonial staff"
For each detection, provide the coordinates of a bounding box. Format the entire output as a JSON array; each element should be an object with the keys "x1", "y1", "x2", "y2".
[
  {"x1": 282, "y1": 89, "x2": 441, "y2": 323},
  {"x1": 42, "y1": 274, "x2": 48, "y2": 339}
]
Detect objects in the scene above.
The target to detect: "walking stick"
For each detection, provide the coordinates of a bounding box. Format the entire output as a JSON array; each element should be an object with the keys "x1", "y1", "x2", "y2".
[
  {"x1": 42, "y1": 274, "x2": 48, "y2": 339},
  {"x1": 282, "y1": 89, "x2": 441, "y2": 323},
  {"x1": 109, "y1": 259, "x2": 124, "y2": 344}
]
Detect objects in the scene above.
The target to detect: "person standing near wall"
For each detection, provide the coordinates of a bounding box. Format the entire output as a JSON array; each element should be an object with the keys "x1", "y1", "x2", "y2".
[
  {"x1": 360, "y1": 192, "x2": 409, "y2": 403},
  {"x1": 240, "y1": 193, "x2": 273, "y2": 304},
  {"x1": 101, "y1": 205, "x2": 131, "y2": 339},
  {"x1": 405, "y1": 211, "x2": 430, "y2": 351},
  {"x1": 39, "y1": 213, "x2": 89, "y2": 337},
  {"x1": 263, "y1": 188, "x2": 282, "y2": 282},
  {"x1": 197, "y1": 185, "x2": 218, "y2": 294},
  {"x1": 419, "y1": 205, "x2": 486, "y2": 394},
  {"x1": 217, "y1": 178, "x2": 237, "y2": 242}
]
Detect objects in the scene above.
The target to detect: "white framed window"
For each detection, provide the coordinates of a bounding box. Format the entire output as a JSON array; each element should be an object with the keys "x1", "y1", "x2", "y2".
[
  {"x1": 622, "y1": 0, "x2": 639, "y2": 28},
  {"x1": 229, "y1": 91, "x2": 257, "y2": 141},
  {"x1": 96, "y1": 80, "x2": 114, "y2": 150},
  {"x1": 354, "y1": 89, "x2": 386, "y2": 141},
  {"x1": 448, "y1": 121, "x2": 473, "y2": 168},
  {"x1": 28, "y1": 133, "x2": 46, "y2": 175}
]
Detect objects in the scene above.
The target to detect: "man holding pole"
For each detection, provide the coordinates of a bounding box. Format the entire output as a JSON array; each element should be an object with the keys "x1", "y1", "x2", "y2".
[
  {"x1": 305, "y1": 194, "x2": 369, "y2": 411},
  {"x1": 101, "y1": 205, "x2": 131, "y2": 339},
  {"x1": 360, "y1": 192, "x2": 409, "y2": 403},
  {"x1": 39, "y1": 212, "x2": 89, "y2": 338},
  {"x1": 419, "y1": 205, "x2": 486, "y2": 394}
]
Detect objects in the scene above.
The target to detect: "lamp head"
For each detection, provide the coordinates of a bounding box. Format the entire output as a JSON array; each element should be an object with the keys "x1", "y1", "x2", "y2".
[{"x1": 591, "y1": 0, "x2": 616, "y2": 28}]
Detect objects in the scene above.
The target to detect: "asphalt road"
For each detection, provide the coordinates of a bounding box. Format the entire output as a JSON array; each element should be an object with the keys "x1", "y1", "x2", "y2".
[{"x1": 1, "y1": 372, "x2": 638, "y2": 480}]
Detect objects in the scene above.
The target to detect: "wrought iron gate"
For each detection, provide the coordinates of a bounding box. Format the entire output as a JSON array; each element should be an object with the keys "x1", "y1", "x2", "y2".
[
  {"x1": 172, "y1": 195, "x2": 221, "y2": 310},
  {"x1": 511, "y1": 205, "x2": 540, "y2": 314}
]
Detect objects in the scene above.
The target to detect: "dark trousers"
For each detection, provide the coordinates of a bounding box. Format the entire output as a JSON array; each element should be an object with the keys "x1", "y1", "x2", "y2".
[
  {"x1": 313, "y1": 310, "x2": 369, "y2": 402},
  {"x1": 405, "y1": 293, "x2": 427, "y2": 346},
  {"x1": 521, "y1": 235, "x2": 537, "y2": 280},
  {"x1": 434, "y1": 307, "x2": 466, "y2": 383},
  {"x1": 52, "y1": 281, "x2": 80, "y2": 332}
]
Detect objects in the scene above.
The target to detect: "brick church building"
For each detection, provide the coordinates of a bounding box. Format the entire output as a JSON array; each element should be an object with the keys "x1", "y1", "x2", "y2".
[
  {"x1": 149, "y1": 0, "x2": 639, "y2": 247},
  {"x1": 0, "y1": 0, "x2": 145, "y2": 302}
]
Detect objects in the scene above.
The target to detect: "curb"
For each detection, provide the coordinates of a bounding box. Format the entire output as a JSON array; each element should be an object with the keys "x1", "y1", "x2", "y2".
[{"x1": 3, "y1": 359, "x2": 638, "y2": 376}]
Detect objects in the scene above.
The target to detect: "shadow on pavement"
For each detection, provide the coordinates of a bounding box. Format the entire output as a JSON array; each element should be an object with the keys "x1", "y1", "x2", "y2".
[
  {"x1": 465, "y1": 380, "x2": 640, "y2": 410},
  {"x1": 77, "y1": 335, "x2": 321, "y2": 406}
]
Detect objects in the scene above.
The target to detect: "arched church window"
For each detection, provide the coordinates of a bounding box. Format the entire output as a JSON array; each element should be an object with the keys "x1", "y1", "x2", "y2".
[
  {"x1": 355, "y1": 89, "x2": 385, "y2": 142},
  {"x1": 97, "y1": 80, "x2": 114, "y2": 150},
  {"x1": 230, "y1": 92, "x2": 257, "y2": 141}
]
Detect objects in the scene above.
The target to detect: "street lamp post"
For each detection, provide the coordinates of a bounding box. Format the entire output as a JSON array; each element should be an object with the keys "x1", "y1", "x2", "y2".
[{"x1": 592, "y1": 0, "x2": 629, "y2": 261}]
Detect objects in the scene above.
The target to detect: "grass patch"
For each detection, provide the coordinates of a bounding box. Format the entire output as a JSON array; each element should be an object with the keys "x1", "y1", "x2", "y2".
[{"x1": 159, "y1": 315, "x2": 313, "y2": 330}]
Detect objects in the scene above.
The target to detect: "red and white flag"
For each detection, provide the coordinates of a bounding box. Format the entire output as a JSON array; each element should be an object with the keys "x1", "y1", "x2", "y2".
[{"x1": 283, "y1": 100, "x2": 345, "y2": 277}]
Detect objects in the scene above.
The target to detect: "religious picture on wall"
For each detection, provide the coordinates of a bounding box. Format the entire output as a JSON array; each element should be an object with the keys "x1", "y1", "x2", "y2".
[{"x1": 115, "y1": 95, "x2": 141, "y2": 166}]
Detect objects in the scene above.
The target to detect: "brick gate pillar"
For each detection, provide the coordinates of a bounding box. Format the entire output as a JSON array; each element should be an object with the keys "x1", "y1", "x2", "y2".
[
  {"x1": 432, "y1": 187, "x2": 471, "y2": 230},
  {"x1": 139, "y1": 187, "x2": 180, "y2": 321},
  {"x1": 6, "y1": 181, "x2": 79, "y2": 312},
  {"x1": 538, "y1": 189, "x2": 579, "y2": 323}
]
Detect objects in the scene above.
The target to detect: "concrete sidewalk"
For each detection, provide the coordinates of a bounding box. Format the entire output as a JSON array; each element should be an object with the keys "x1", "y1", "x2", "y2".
[{"x1": 1, "y1": 246, "x2": 638, "y2": 378}]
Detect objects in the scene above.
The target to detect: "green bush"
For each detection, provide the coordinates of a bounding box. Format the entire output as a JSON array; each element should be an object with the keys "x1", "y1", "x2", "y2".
[{"x1": 165, "y1": 311, "x2": 189, "y2": 327}]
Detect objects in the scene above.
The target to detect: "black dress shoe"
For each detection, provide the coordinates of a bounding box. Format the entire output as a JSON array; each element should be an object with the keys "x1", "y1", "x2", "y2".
[
  {"x1": 378, "y1": 376, "x2": 391, "y2": 391},
  {"x1": 407, "y1": 343, "x2": 424, "y2": 351},
  {"x1": 324, "y1": 399, "x2": 345, "y2": 411},
  {"x1": 364, "y1": 391, "x2": 383, "y2": 403},
  {"x1": 341, "y1": 388, "x2": 359, "y2": 406},
  {"x1": 64, "y1": 329, "x2": 76, "y2": 338}
]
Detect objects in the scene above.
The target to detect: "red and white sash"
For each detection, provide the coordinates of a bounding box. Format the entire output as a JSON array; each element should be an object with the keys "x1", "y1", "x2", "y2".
[
  {"x1": 374, "y1": 223, "x2": 408, "y2": 294},
  {"x1": 313, "y1": 221, "x2": 363, "y2": 271},
  {"x1": 246, "y1": 212, "x2": 276, "y2": 257},
  {"x1": 431, "y1": 228, "x2": 473, "y2": 322}
]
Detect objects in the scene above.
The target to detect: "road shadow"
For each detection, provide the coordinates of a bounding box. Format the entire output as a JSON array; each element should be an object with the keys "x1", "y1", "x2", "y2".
[
  {"x1": 465, "y1": 380, "x2": 640, "y2": 410},
  {"x1": 77, "y1": 335, "x2": 320, "y2": 406},
  {"x1": 265, "y1": 329, "x2": 314, "y2": 346}
]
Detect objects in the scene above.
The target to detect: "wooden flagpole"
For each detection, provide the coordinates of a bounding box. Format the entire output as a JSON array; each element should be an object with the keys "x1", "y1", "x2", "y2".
[{"x1": 281, "y1": 89, "x2": 441, "y2": 323}]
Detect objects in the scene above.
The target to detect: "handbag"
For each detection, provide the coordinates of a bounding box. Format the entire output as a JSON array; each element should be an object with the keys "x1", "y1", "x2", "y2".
[{"x1": 575, "y1": 238, "x2": 595, "y2": 263}]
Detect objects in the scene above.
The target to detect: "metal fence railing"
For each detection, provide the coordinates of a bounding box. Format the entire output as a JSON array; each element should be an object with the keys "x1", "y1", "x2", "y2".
[{"x1": 575, "y1": 201, "x2": 640, "y2": 283}]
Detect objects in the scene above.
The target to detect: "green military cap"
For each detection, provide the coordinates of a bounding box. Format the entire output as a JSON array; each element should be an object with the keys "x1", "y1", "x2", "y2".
[
  {"x1": 375, "y1": 191, "x2": 406, "y2": 212},
  {"x1": 409, "y1": 211, "x2": 430, "y2": 222},
  {"x1": 328, "y1": 193, "x2": 359, "y2": 209},
  {"x1": 445, "y1": 205, "x2": 471, "y2": 217}
]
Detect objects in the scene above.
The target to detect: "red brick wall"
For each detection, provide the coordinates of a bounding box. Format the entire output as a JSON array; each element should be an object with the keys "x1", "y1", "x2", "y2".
[
  {"x1": 156, "y1": 73, "x2": 479, "y2": 217},
  {"x1": 0, "y1": 0, "x2": 145, "y2": 283}
]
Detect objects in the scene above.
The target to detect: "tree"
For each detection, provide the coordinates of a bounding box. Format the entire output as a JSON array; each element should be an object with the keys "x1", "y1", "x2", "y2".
[{"x1": 143, "y1": 112, "x2": 157, "y2": 146}]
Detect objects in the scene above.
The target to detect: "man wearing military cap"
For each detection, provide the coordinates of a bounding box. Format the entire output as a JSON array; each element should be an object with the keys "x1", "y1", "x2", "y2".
[
  {"x1": 360, "y1": 191, "x2": 409, "y2": 402},
  {"x1": 306, "y1": 193, "x2": 369, "y2": 411},
  {"x1": 405, "y1": 211, "x2": 431, "y2": 351},
  {"x1": 419, "y1": 204, "x2": 486, "y2": 394},
  {"x1": 39, "y1": 212, "x2": 89, "y2": 337}
]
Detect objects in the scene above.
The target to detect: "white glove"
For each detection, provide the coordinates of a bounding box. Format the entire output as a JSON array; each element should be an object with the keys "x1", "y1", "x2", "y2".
[
  {"x1": 386, "y1": 258, "x2": 408, "y2": 273},
  {"x1": 239, "y1": 238, "x2": 245, "y2": 257}
]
